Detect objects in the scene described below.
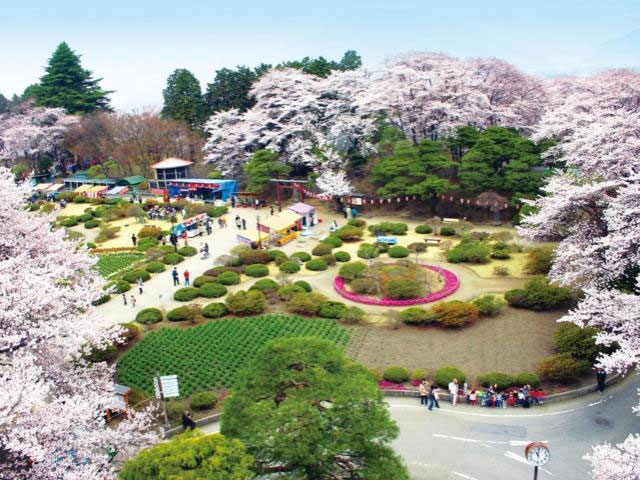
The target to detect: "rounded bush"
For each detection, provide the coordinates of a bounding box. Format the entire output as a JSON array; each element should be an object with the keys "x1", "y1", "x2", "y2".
[
  {"x1": 440, "y1": 226, "x2": 456, "y2": 236},
  {"x1": 472, "y1": 295, "x2": 506, "y2": 316},
  {"x1": 178, "y1": 246, "x2": 197, "y2": 257},
  {"x1": 478, "y1": 372, "x2": 515, "y2": 390},
  {"x1": 321, "y1": 254, "x2": 337, "y2": 266},
  {"x1": 173, "y1": 287, "x2": 200, "y2": 302},
  {"x1": 383, "y1": 279, "x2": 418, "y2": 300},
  {"x1": 348, "y1": 218, "x2": 366, "y2": 228},
  {"x1": 201, "y1": 302, "x2": 228, "y2": 319},
  {"x1": 399, "y1": 307, "x2": 433, "y2": 325},
  {"x1": 138, "y1": 225, "x2": 163, "y2": 239},
  {"x1": 193, "y1": 275, "x2": 217, "y2": 288},
  {"x1": 410, "y1": 368, "x2": 428, "y2": 382},
  {"x1": 447, "y1": 239, "x2": 491, "y2": 264},
  {"x1": 136, "y1": 237, "x2": 158, "y2": 252},
  {"x1": 335, "y1": 225, "x2": 364, "y2": 241},
  {"x1": 339, "y1": 261, "x2": 368, "y2": 281},
  {"x1": 190, "y1": 391, "x2": 218, "y2": 411},
  {"x1": 162, "y1": 253, "x2": 184, "y2": 265},
  {"x1": 135, "y1": 307, "x2": 163, "y2": 324},
  {"x1": 291, "y1": 251, "x2": 311, "y2": 262},
  {"x1": 321, "y1": 236, "x2": 343, "y2": 248},
  {"x1": 430, "y1": 301, "x2": 479, "y2": 328},
  {"x1": 167, "y1": 305, "x2": 196, "y2": 322},
  {"x1": 311, "y1": 243, "x2": 333, "y2": 256},
  {"x1": 388, "y1": 245, "x2": 410, "y2": 258},
  {"x1": 239, "y1": 249, "x2": 271, "y2": 265},
  {"x1": 226, "y1": 290, "x2": 266, "y2": 315},
  {"x1": 383, "y1": 366, "x2": 409, "y2": 383},
  {"x1": 319, "y1": 301, "x2": 347, "y2": 319},
  {"x1": 122, "y1": 270, "x2": 151, "y2": 284},
  {"x1": 340, "y1": 306, "x2": 365, "y2": 324},
  {"x1": 91, "y1": 294, "x2": 111, "y2": 306},
  {"x1": 553, "y1": 323, "x2": 604, "y2": 362},
  {"x1": 61, "y1": 218, "x2": 78, "y2": 228},
  {"x1": 248, "y1": 278, "x2": 279, "y2": 295},
  {"x1": 294, "y1": 280, "x2": 312, "y2": 292},
  {"x1": 287, "y1": 292, "x2": 326, "y2": 315},
  {"x1": 372, "y1": 241, "x2": 389, "y2": 253},
  {"x1": 505, "y1": 277, "x2": 572, "y2": 310},
  {"x1": 84, "y1": 219, "x2": 100, "y2": 229},
  {"x1": 268, "y1": 249, "x2": 287, "y2": 261},
  {"x1": 334, "y1": 251, "x2": 351, "y2": 262},
  {"x1": 114, "y1": 280, "x2": 131, "y2": 294},
  {"x1": 198, "y1": 282, "x2": 227, "y2": 298},
  {"x1": 217, "y1": 271, "x2": 240, "y2": 285},
  {"x1": 434, "y1": 366, "x2": 466, "y2": 387},
  {"x1": 245, "y1": 264, "x2": 269, "y2": 277},
  {"x1": 369, "y1": 222, "x2": 408, "y2": 235},
  {"x1": 516, "y1": 372, "x2": 540, "y2": 387},
  {"x1": 357, "y1": 243, "x2": 379, "y2": 260},
  {"x1": 87, "y1": 242, "x2": 97, "y2": 249},
  {"x1": 277, "y1": 285, "x2": 305, "y2": 300},
  {"x1": 160, "y1": 245, "x2": 175, "y2": 253},
  {"x1": 350, "y1": 277, "x2": 380, "y2": 295},
  {"x1": 536, "y1": 353, "x2": 585, "y2": 383},
  {"x1": 305, "y1": 259, "x2": 328, "y2": 271},
  {"x1": 415, "y1": 224, "x2": 433, "y2": 234},
  {"x1": 78, "y1": 213, "x2": 93, "y2": 222},
  {"x1": 274, "y1": 254, "x2": 289, "y2": 266},
  {"x1": 279, "y1": 261, "x2": 300, "y2": 274},
  {"x1": 205, "y1": 266, "x2": 243, "y2": 277},
  {"x1": 207, "y1": 205, "x2": 228, "y2": 218},
  {"x1": 145, "y1": 261, "x2": 165, "y2": 273}
]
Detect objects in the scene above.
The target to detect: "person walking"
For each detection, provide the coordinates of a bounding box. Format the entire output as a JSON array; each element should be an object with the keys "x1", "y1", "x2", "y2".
[
  {"x1": 241, "y1": 218, "x2": 247, "y2": 230},
  {"x1": 428, "y1": 385, "x2": 440, "y2": 411},
  {"x1": 419, "y1": 381, "x2": 428, "y2": 406},
  {"x1": 130, "y1": 295, "x2": 136, "y2": 308},
  {"x1": 122, "y1": 293, "x2": 127, "y2": 306},
  {"x1": 596, "y1": 368, "x2": 607, "y2": 394},
  {"x1": 235, "y1": 215, "x2": 241, "y2": 229},
  {"x1": 448, "y1": 378, "x2": 459, "y2": 406},
  {"x1": 131, "y1": 234, "x2": 137, "y2": 247},
  {"x1": 182, "y1": 410, "x2": 196, "y2": 430},
  {"x1": 172, "y1": 267, "x2": 179, "y2": 286},
  {"x1": 270, "y1": 205, "x2": 274, "y2": 216},
  {"x1": 137, "y1": 277, "x2": 144, "y2": 295},
  {"x1": 205, "y1": 221, "x2": 212, "y2": 235},
  {"x1": 183, "y1": 269, "x2": 190, "y2": 286}
]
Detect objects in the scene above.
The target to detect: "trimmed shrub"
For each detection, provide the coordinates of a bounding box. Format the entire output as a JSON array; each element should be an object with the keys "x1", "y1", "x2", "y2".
[
  {"x1": 407, "y1": 242, "x2": 427, "y2": 255},
  {"x1": 244, "y1": 264, "x2": 269, "y2": 277},
  {"x1": 536, "y1": 353, "x2": 586, "y2": 382},
  {"x1": 287, "y1": 292, "x2": 327, "y2": 315},
  {"x1": 201, "y1": 302, "x2": 228, "y2": 319},
  {"x1": 339, "y1": 306, "x2": 365, "y2": 324},
  {"x1": 239, "y1": 249, "x2": 271, "y2": 265},
  {"x1": 399, "y1": 307, "x2": 433, "y2": 325},
  {"x1": 472, "y1": 295, "x2": 506, "y2": 316},
  {"x1": 277, "y1": 285, "x2": 305, "y2": 301},
  {"x1": 207, "y1": 205, "x2": 228, "y2": 217},
  {"x1": 388, "y1": 245, "x2": 410, "y2": 258},
  {"x1": 334, "y1": 225, "x2": 364, "y2": 242},
  {"x1": 294, "y1": 280, "x2": 312, "y2": 292},
  {"x1": 84, "y1": 219, "x2": 100, "y2": 229},
  {"x1": 553, "y1": 323, "x2": 605, "y2": 362},
  {"x1": 478, "y1": 372, "x2": 515, "y2": 389},
  {"x1": 525, "y1": 246, "x2": 555, "y2": 274},
  {"x1": 311, "y1": 243, "x2": 333, "y2": 256},
  {"x1": 415, "y1": 224, "x2": 433, "y2": 234},
  {"x1": 61, "y1": 218, "x2": 78, "y2": 228},
  {"x1": 384, "y1": 279, "x2": 417, "y2": 300},
  {"x1": 434, "y1": 366, "x2": 466, "y2": 387},
  {"x1": 334, "y1": 251, "x2": 351, "y2": 262},
  {"x1": 319, "y1": 301, "x2": 347, "y2": 319},
  {"x1": 279, "y1": 261, "x2": 301, "y2": 274},
  {"x1": 321, "y1": 254, "x2": 337, "y2": 266},
  {"x1": 162, "y1": 253, "x2": 184, "y2": 265},
  {"x1": 190, "y1": 392, "x2": 218, "y2": 411},
  {"x1": 516, "y1": 372, "x2": 540, "y2": 387},
  {"x1": 160, "y1": 245, "x2": 176, "y2": 253},
  {"x1": 291, "y1": 251, "x2": 311, "y2": 262},
  {"x1": 338, "y1": 261, "x2": 368, "y2": 281},
  {"x1": 447, "y1": 239, "x2": 491, "y2": 264},
  {"x1": 350, "y1": 277, "x2": 380, "y2": 295},
  {"x1": 135, "y1": 307, "x2": 163, "y2": 324},
  {"x1": 357, "y1": 243, "x2": 380, "y2": 260},
  {"x1": 217, "y1": 271, "x2": 241, "y2": 285},
  {"x1": 469, "y1": 231, "x2": 491, "y2": 241},
  {"x1": 136, "y1": 237, "x2": 158, "y2": 252},
  {"x1": 368, "y1": 222, "x2": 408, "y2": 235},
  {"x1": 321, "y1": 235, "x2": 343, "y2": 248},
  {"x1": 205, "y1": 266, "x2": 244, "y2": 276},
  {"x1": 122, "y1": 270, "x2": 151, "y2": 283},
  {"x1": 145, "y1": 261, "x2": 165, "y2": 273},
  {"x1": 268, "y1": 249, "x2": 287, "y2": 261},
  {"x1": 305, "y1": 258, "x2": 328, "y2": 271},
  {"x1": 114, "y1": 280, "x2": 131, "y2": 294},
  {"x1": 348, "y1": 218, "x2": 366, "y2": 228},
  {"x1": 165, "y1": 400, "x2": 185, "y2": 421},
  {"x1": 505, "y1": 277, "x2": 572, "y2": 310},
  {"x1": 92, "y1": 294, "x2": 111, "y2": 306},
  {"x1": 383, "y1": 366, "x2": 409, "y2": 383},
  {"x1": 177, "y1": 246, "x2": 197, "y2": 257},
  {"x1": 193, "y1": 275, "x2": 217, "y2": 287},
  {"x1": 198, "y1": 282, "x2": 228, "y2": 298},
  {"x1": 167, "y1": 305, "x2": 197, "y2": 322},
  {"x1": 410, "y1": 368, "x2": 428, "y2": 382},
  {"x1": 249, "y1": 278, "x2": 279, "y2": 293},
  {"x1": 83, "y1": 343, "x2": 117, "y2": 363},
  {"x1": 87, "y1": 242, "x2": 97, "y2": 249},
  {"x1": 138, "y1": 225, "x2": 163, "y2": 238},
  {"x1": 274, "y1": 254, "x2": 289, "y2": 266},
  {"x1": 173, "y1": 287, "x2": 200, "y2": 302},
  {"x1": 119, "y1": 322, "x2": 142, "y2": 344},
  {"x1": 440, "y1": 226, "x2": 456, "y2": 236},
  {"x1": 372, "y1": 241, "x2": 389, "y2": 253},
  {"x1": 226, "y1": 290, "x2": 266, "y2": 315},
  {"x1": 491, "y1": 241, "x2": 512, "y2": 260},
  {"x1": 493, "y1": 266, "x2": 510, "y2": 277},
  {"x1": 430, "y1": 301, "x2": 479, "y2": 328}
]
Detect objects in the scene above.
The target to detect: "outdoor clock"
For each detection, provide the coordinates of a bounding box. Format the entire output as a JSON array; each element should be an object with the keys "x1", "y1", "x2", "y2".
[{"x1": 525, "y1": 441, "x2": 550, "y2": 467}]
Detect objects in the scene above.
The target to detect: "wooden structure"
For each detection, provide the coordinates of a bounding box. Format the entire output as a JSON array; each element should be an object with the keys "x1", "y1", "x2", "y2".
[{"x1": 270, "y1": 179, "x2": 307, "y2": 206}]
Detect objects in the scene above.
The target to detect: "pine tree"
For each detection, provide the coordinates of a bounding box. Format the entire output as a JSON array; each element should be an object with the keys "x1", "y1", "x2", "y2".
[
  {"x1": 33, "y1": 42, "x2": 112, "y2": 114},
  {"x1": 161, "y1": 68, "x2": 207, "y2": 129}
]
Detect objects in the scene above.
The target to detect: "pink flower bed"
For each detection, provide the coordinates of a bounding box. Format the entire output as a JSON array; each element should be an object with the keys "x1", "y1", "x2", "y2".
[
  {"x1": 378, "y1": 380, "x2": 408, "y2": 390},
  {"x1": 334, "y1": 264, "x2": 459, "y2": 306}
]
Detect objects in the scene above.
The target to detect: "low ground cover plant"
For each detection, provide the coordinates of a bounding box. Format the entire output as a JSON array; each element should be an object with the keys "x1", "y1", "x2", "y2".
[{"x1": 95, "y1": 252, "x2": 144, "y2": 278}]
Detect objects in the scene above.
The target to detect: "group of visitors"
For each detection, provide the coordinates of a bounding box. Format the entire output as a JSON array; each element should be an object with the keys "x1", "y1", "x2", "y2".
[
  {"x1": 172, "y1": 267, "x2": 190, "y2": 286},
  {"x1": 231, "y1": 196, "x2": 266, "y2": 209},
  {"x1": 146, "y1": 204, "x2": 179, "y2": 221}
]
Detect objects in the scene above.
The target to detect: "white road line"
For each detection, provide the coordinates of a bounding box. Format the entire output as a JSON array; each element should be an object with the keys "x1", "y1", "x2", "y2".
[
  {"x1": 504, "y1": 451, "x2": 555, "y2": 477},
  {"x1": 433, "y1": 434, "x2": 548, "y2": 447},
  {"x1": 452, "y1": 471, "x2": 480, "y2": 480}
]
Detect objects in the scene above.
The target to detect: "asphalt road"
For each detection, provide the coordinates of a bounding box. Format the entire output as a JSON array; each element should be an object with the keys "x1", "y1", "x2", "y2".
[{"x1": 201, "y1": 373, "x2": 640, "y2": 480}]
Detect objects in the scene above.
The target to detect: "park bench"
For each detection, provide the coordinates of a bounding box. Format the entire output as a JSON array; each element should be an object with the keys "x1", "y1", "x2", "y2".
[
  {"x1": 376, "y1": 236, "x2": 397, "y2": 245},
  {"x1": 424, "y1": 238, "x2": 442, "y2": 245},
  {"x1": 443, "y1": 218, "x2": 460, "y2": 224}
]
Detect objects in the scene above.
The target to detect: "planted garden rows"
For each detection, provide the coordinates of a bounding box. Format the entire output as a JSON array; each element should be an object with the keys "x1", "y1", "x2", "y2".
[
  {"x1": 94, "y1": 252, "x2": 144, "y2": 278},
  {"x1": 117, "y1": 314, "x2": 349, "y2": 397}
]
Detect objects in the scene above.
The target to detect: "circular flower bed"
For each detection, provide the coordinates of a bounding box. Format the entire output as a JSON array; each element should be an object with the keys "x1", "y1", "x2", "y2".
[{"x1": 334, "y1": 264, "x2": 459, "y2": 306}]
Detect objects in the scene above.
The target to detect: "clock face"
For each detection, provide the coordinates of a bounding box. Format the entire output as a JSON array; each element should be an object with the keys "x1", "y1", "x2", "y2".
[{"x1": 526, "y1": 446, "x2": 550, "y2": 466}]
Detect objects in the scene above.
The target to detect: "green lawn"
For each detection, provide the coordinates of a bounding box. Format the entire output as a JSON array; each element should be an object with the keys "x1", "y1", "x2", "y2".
[
  {"x1": 95, "y1": 252, "x2": 144, "y2": 277},
  {"x1": 117, "y1": 314, "x2": 349, "y2": 397}
]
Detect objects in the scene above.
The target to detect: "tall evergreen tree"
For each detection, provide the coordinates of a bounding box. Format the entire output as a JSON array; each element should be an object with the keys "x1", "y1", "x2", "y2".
[
  {"x1": 161, "y1": 68, "x2": 207, "y2": 129},
  {"x1": 0, "y1": 94, "x2": 10, "y2": 113},
  {"x1": 204, "y1": 64, "x2": 270, "y2": 114},
  {"x1": 33, "y1": 42, "x2": 112, "y2": 114}
]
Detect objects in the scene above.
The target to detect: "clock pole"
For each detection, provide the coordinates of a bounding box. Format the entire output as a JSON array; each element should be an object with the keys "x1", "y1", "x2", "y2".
[{"x1": 533, "y1": 465, "x2": 538, "y2": 480}]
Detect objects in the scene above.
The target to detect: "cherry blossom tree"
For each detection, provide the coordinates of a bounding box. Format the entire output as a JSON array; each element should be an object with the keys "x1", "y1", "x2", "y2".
[
  {"x1": 0, "y1": 101, "x2": 77, "y2": 172},
  {"x1": 315, "y1": 169, "x2": 353, "y2": 196},
  {"x1": 0, "y1": 168, "x2": 158, "y2": 479},
  {"x1": 520, "y1": 69, "x2": 640, "y2": 479}
]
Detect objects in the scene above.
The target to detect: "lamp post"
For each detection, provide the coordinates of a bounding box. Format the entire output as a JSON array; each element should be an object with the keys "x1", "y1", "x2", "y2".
[{"x1": 257, "y1": 214, "x2": 262, "y2": 249}]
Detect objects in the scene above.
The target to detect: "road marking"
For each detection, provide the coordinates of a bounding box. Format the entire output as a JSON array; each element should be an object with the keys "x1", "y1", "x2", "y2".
[
  {"x1": 504, "y1": 451, "x2": 555, "y2": 477},
  {"x1": 452, "y1": 472, "x2": 480, "y2": 480},
  {"x1": 433, "y1": 434, "x2": 548, "y2": 447}
]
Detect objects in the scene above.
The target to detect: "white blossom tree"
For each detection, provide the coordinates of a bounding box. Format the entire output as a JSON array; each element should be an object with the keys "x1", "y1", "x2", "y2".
[
  {"x1": 520, "y1": 69, "x2": 640, "y2": 479},
  {"x1": 0, "y1": 168, "x2": 157, "y2": 479},
  {"x1": 0, "y1": 101, "x2": 77, "y2": 172}
]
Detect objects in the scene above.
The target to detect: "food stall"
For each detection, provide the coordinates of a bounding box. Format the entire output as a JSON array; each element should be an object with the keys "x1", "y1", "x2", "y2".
[
  {"x1": 34, "y1": 183, "x2": 52, "y2": 192},
  {"x1": 171, "y1": 213, "x2": 207, "y2": 238},
  {"x1": 258, "y1": 210, "x2": 303, "y2": 246},
  {"x1": 74, "y1": 184, "x2": 93, "y2": 196},
  {"x1": 236, "y1": 229, "x2": 265, "y2": 246},
  {"x1": 105, "y1": 185, "x2": 129, "y2": 197},
  {"x1": 87, "y1": 185, "x2": 109, "y2": 198},
  {"x1": 287, "y1": 202, "x2": 317, "y2": 227}
]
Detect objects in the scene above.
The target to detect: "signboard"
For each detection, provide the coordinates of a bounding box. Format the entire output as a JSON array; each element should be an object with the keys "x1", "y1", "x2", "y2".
[
  {"x1": 350, "y1": 197, "x2": 363, "y2": 205},
  {"x1": 154, "y1": 375, "x2": 180, "y2": 399},
  {"x1": 182, "y1": 213, "x2": 207, "y2": 228},
  {"x1": 151, "y1": 188, "x2": 167, "y2": 195},
  {"x1": 258, "y1": 223, "x2": 270, "y2": 233}
]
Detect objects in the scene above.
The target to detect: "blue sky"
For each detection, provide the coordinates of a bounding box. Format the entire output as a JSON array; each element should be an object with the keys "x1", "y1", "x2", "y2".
[{"x1": 2, "y1": 0, "x2": 639, "y2": 111}]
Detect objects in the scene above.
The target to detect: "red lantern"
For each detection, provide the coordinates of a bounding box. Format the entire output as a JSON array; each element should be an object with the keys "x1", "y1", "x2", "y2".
[{"x1": 449, "y1": 196, "x2": 453, "y2": 201}]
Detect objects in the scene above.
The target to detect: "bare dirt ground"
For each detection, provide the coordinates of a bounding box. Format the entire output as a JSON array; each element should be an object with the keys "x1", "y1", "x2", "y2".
[{"x1": 345, "y1": 306, "x2": 563, "y2": 382}]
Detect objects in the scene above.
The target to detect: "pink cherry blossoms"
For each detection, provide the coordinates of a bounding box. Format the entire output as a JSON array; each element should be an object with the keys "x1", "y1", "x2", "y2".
[{"x1": 0, "y1": 168, "x2": 157, "y2": 479}]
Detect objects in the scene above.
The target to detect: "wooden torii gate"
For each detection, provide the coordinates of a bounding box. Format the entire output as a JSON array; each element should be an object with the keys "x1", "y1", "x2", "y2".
[{"x1": 270, "y1": 179, "x2": 308, "y2": 210}]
